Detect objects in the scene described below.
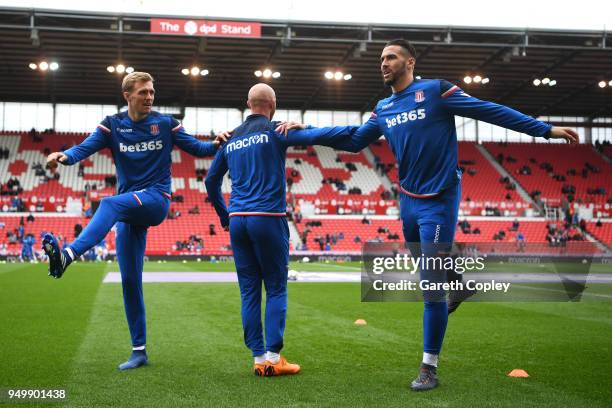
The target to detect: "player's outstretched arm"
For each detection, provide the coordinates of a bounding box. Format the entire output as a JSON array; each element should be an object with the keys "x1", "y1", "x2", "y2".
[
  {"x1": 47, "y1": 151, "x2": 69, "y2": 166},
  {"x1": 278, "y1": 124, "x2": 360, "y2": 147},
  {"x1": 171, "y1": 118, "x2": 229, "y2": 157},
  {"x1": 548, "y1": 127, "x2": 579, "y2": 143},
  {"x1": 275, "y1": 116, "x2": 382, "y2": 152},
  {"x1": 59, "y1": 119, "x2": 111, "y2": 165},
  {"x1": 440, "y1": 80, "x2": 578, "y2": 143},
  {"x1": 204, "y1": 150, "x2": 230, "y2": 228}
]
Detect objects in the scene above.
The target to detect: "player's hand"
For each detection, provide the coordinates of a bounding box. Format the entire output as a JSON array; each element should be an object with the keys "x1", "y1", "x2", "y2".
[
  {"x1": 275, "y1": 121, "x2": 306, "y2": 136},
  {"x1": 47, "y1": 152, "x2": 68, "y2": 165},
  {"x1": 549, "y1": 127, "x2": 579, "y2": 144},
  {"x1": 213, "y1": 131, "x2": 232, "y2": 148},
  {"x1": 222, "y1": 225, "x2": 229, "y2": 232}
]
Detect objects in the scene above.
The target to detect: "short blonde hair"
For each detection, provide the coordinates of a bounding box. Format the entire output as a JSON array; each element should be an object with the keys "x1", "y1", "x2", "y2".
[{"x1": 122, "y1": 72, "x2": 154, "y2": 93}]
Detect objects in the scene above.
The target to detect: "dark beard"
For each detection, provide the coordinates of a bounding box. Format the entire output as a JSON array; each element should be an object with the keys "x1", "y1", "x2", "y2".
[{"x1": 383, "y1": 72, "x2": 395, "y2": 86}]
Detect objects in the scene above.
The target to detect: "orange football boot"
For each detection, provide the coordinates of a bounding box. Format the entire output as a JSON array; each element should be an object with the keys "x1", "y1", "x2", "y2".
[
  {"x1": 264, "y1": 356, "x2": 301, "y2": 376},
  {"x1": 253, "y1": 363, "x2": 266, "y2": 376}
]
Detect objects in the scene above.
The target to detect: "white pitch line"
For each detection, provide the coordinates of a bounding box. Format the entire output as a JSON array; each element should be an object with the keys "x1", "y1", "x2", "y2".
[
  {"x1": 512, "y1": 284, "x2": 612, "y2": 299},
  {"x1": 103, "y1": 271, "x2": 361, "y2": 283},
  {"x1": 308, "y1": 262, "x2": 362, "y2": 271}
]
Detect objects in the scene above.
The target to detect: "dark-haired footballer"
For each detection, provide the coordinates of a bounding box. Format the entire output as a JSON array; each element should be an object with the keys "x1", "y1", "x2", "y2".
[{"x1": 279, "y1": 39, "x2": 578, "y2": 391}]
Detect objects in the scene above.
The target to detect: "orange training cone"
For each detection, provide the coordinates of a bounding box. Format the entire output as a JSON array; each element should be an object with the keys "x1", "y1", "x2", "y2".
[{"x1": 507, "y1": 369, "x2": 529, "y2": 378}]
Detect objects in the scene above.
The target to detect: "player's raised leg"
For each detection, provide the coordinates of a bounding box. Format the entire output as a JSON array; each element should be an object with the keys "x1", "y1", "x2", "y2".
[
  {"x1": 43, "y1": 192, "x2": 142, "y2": 278},
  {"x1": 116, "y1": 222, "x2": 149, "y2": 370},
  {"x1": 230, "y1": 216, "x2": 267, "y2": 376}
]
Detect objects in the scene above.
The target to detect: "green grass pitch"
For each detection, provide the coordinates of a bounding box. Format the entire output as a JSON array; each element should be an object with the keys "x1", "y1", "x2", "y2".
[{"x1": 0, "y1": 260, "x2": 611, "y2": 407}]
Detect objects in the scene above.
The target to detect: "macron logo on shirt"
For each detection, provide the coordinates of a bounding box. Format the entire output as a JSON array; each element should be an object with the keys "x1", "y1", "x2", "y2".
[{"x1": 226, "y1": 133, "x2": 269, "y2": 153}]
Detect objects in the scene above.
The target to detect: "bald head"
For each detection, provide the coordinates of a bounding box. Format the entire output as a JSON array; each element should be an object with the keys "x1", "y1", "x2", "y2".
[{"x1": 247, "y1": 83, "x2": 276, "y2": 119}]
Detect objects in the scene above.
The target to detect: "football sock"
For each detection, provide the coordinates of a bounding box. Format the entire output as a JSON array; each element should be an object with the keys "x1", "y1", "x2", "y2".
[
  {"x1": 132, "y1": 345, "x2": 145, "y2": 351},
  {"x1": 61, "y1": 248, "x2": 74, "y2": 269},
  {"x1": 254, "y1": 354, "x2": 266, "y2": 364},
  {"x1": 422, "y1": 352, "x2": 439, "y2": 367},
  {"x1": 266, "y1": 351, "x2": 280, "y2": 364}
]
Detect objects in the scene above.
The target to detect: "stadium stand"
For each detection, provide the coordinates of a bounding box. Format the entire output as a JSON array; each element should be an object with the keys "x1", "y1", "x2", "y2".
[
  {"x1": 368, "y1": 139, "x2": 533, "y2": 216},
  {"x1": 586, "y1": 221, "x2": 612, "y2": 248},
  {"x1": 293, "y1": 218, "x2": 403, "y2": 252},
  {"x1": 484, "y1": 142, "x2": 612, "y2": 218},
  {"x1": 0, "y1": 132, "x2": 610, "y2": 255}
]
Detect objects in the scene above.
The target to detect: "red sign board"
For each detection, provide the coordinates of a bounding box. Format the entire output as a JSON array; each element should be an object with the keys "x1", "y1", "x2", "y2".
[{"x1": 151, "y1": 18, "x2": 261, "y2": 38}]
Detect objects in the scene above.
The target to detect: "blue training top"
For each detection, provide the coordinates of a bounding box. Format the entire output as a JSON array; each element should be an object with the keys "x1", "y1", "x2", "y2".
[
  {"x1": 326, "y1": 78, "x2": 552, "y2": 197},
  {"x1": 62, "y1": 111, "x2": 217, "y2": 196},
  {"x1": 205, "y1": 114, "x2": 353, "y2": 227}
]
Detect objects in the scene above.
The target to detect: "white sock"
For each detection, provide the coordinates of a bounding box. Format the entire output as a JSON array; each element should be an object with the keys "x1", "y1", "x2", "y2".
[
  {"x1": 65, "y1": 247, "x2": 75, "y2": 262},
  {"x1": 266, "y1": 351, "x2": 280, "y2": 364},
  {"x1": 132, "y1": 345, "x2": 145, "y2": 351},
  {"x1": 254, "y1": 354, "x2": 266, "y2": 364},
  {"x1": 422, "y1": 352, "x2": 439, "y2": 367}
]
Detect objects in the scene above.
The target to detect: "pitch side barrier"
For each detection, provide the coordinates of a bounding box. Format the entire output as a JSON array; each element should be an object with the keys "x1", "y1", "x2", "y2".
[{"x1": 360, "y1": 242, "x2": 611, "y2": 303}]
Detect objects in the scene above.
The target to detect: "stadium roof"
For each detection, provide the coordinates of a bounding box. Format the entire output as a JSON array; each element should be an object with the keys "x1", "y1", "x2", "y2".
[{"x1": 1, "y1": 7, "x2": 612, "y2": 118}]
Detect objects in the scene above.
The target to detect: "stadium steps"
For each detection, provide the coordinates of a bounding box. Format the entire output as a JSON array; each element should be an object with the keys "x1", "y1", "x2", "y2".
[
  {"x1": 477, "y1": 143, "x2": 540, "y2": 213},
  {"x1": 364, "y1": 146, "x2": 394, "y2": 191},
  {"x1": 587, "y1": 221, "x2": 612, "y2": 249},
  {"x1": 592, "y1": 145, "x2": 612, "y2": 165},
  {"x1": 287, "y1": 220, "x2": 302, "y2": 250},
  {"x1": 582, "y1": 230, "x2": 610, "y2": 251}
]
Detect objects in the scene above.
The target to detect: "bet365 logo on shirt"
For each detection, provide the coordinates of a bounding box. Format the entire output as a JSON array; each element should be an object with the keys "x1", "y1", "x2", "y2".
[
  {"x1": 119, "y1": 141, "x2": 163, "y2": 153},
  {"x1": 385, "y1": 109, "x2": 426, "y2": 128}
]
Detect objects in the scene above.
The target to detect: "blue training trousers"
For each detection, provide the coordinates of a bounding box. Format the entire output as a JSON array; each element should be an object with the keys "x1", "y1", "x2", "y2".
[
  {"x1": 68, "y1": 188, "x2": 170, "y2": 347},
  {"x1": 229, "y1": 216, "x2": 290, "y2": 357},
  {"x1": 400, "y1": 183, "x2": 461, "y2": 355}
]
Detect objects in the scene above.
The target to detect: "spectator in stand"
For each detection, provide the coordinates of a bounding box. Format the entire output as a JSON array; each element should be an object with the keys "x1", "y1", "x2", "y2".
[
  {"x1": 209, "y1": 224, "x2": 216, "y2": 236},
  {"x1": 7, "y1": 231, "x2": 17, "y2": 244},
  {"x1": 84, "y1": 205, "x2": 93, "y2": 219},
  {"x1": 458, "y1": 219, "x2": 471, "y2": 234},
  {"x1": 510, "y1": 219, "x2": 519, "y2": 232},
  {"x1": 374, "y1": 155, "x2": 383, "y2": 174},
  {"x1": 27, "y1": 213, "x2": 35, "y2": 223},
  {"x1": 516, "y1": 232, "x2": 525, "y2": 252},
  {"x1": 293, "y1": 211, "x2": 302, "y2": 224},
  {"x1": 74, "y1": 223, "x2": 83, "y2": 238},
  {"x1": 317, "y1": 238, "x2": 324, "y2": 251}
]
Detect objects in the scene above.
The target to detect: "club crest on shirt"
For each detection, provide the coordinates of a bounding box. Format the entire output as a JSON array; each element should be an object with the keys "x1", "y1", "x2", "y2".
[
  {"x1": 150, "y1": 124, "x2": 160, "y2": 135},
  {"x1": 415, "y1": 90, "x2": 425, "y2": 103}
]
